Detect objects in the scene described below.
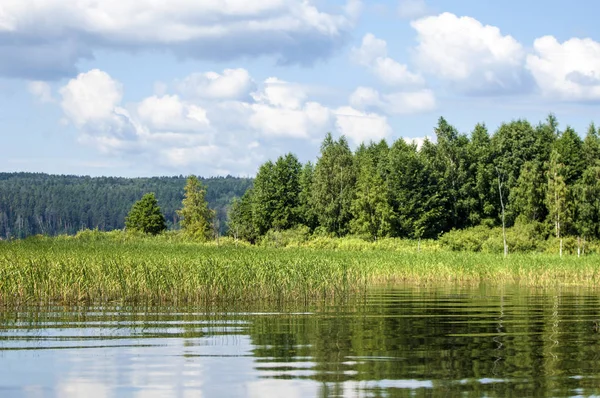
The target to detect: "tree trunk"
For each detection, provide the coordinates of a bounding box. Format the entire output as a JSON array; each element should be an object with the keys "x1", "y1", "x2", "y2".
[
  {"x1": 496, "y1": 167, "x2": 508, "y2": 258},
  {"x1": 560, "y1": 238, "x2": 563, "y2": 258}
]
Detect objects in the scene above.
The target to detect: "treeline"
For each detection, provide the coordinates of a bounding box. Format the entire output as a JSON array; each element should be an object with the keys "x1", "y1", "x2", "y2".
[
  {"x1": 229, "y1": 115, "x2": 600, "y2": 245},
  {"x1": 0, "y1": 173, "x2": 252, "y2": 239}
]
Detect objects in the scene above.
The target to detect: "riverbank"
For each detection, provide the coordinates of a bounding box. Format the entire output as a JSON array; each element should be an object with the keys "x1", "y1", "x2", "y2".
[{"x1": 1, "y1": 232, "x2": 600, "y2": 305}]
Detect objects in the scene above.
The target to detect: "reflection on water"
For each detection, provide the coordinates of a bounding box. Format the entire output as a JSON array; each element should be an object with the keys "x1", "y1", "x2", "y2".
[{"x1": 2, "y1": 285, "x2": 600, "y2": 397}]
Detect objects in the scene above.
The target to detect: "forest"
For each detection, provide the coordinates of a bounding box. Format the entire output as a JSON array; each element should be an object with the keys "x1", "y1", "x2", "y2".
[
  {"x1": 0, "y1": 173, "x2": 252, "y2": 239},
  {"x1": 229, "y1": 115, "x2": 600, "y2": 249}
]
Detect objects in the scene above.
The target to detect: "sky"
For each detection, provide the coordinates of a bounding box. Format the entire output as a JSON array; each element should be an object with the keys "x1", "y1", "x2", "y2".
[{"x1": 1, "y1": 0, "x2": 600, "y2": 177}]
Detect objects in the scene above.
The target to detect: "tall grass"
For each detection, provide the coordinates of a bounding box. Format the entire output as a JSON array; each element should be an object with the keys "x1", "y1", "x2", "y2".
[{"x1": 1, "y1": 231, "x2": 600, "y2": 305}]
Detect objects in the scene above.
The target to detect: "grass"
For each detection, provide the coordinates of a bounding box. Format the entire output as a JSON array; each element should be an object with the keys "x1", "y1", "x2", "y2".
[{"x1": 1, "y1": 231, "x2": 600, "y2": 305}]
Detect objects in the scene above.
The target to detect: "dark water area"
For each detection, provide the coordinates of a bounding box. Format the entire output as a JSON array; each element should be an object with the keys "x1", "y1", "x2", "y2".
[{"x1": 2, "y1": 285, "x2": 600, "y2": 397}]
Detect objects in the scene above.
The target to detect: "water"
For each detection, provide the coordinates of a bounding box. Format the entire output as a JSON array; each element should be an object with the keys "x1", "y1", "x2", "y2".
[{"x1": 2, "y1": 285, "x2": 600, "y2": 397}]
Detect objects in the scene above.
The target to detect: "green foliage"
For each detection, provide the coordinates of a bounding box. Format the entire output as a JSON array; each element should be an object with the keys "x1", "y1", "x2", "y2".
[
  {"x1": 510, "y1": 161, "x2": 546, "y2": 222},
  {"x1": 0, "y1": 173, "x2": 252, "y2": 239},
  {"x1": 227, "y1": 190, "x2": 258, "y2": 243},
  {"x1": 574, "y1": 166, "x2": 600, "y2": 239},
  {"x1": 125, "y1": 193, "x2": 167, "y2": 235},
  {"x1": 260, "y1": 225, "x2": 312, "y2": 248},
  {"x1": 350, "y1": 143, "x2": 394, "y2": 239},
  {"x1": 546, "y1": 150, "x2": 569, "y2": 238},
  {"x1": 177, "y1": 176, "x2": 214, "y2": 241},
  {"x1": 298, "y1": 162, "x2": 318, "y2": 230},
  {"x1": 312, "y1": 133, "x2": 356, "y2": 236},
  {"x1": 583, "y1": 123, "x2": 600, "y2": 168}
]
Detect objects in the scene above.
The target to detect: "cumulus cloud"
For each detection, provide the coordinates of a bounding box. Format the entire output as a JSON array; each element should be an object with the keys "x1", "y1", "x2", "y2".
[
  {"x1": 411, "y1": 13, "x2": 529, "y2": 94},
  {"x1": 251, "y1": 78, "x2": 309, "y2": 110},
  {"x1": 352, "y1": 34, "x2": 424, "y2": 86},
  {"x1": 349, "y1": 86, "x2": 435, "y2": 115},
  {"x1": 526, "y1": 36, "x2": 600, "y2": 101},
  {"x1": 334, "y1": 106, "x2": 391, "y2": 144},
  {"x1": 175, "y1": 69, "x2": 255, "y2": 100},
  {"x1": 137, "y1": 95, "x2": 210, "y2": 132},
  {"x1": 52, "y1": 67, "x2": 436, "y2": 174},
  {"x1": 0, "y1": 0, "x2": 361, "y2": 79}
]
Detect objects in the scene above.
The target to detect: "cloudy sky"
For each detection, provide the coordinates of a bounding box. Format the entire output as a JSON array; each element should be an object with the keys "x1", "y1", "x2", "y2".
[{"x1": 1, "y1": 0, "x2": 599, "y2": 177}]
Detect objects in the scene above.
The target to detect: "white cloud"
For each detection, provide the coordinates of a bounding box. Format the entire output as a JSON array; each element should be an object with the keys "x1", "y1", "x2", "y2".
[
  {"x1": 59, "y1": 69, "x2": 123, "y2": 126},
  {"x1": 28, "y1": 81, "x2": 54, "y2": 103},
  {"x1": 404, "y1": 136, "x2": 431, "y2": 149},
  {"x1": 352, "y1": 33, "x2": 424, "y2": 86},
  {"x1": 526, "y1": 36, "x2": 600, "y2": 101},
  {"x1": 349, "y1": 86, "x2": 435, "y2": 115},
  {"x1": 54, "y1": 67, "x2": 403, "y2": 175},
  {"x1": 137, "y1": 95, "x2": 210, "y2": 131},
  {"x1": 251, "y1": 77, "x2": 308, "y2": 110},
  {"x1": 411, "y1": 13, "x2": 527, "y2": 94},
  {"x1": 397, "y1": 0, "x2": 430, "y2": 19},
  {"x1": 176, "y1": 69, "x2": 255, "y2": 100},
  {"x1": 334, "y1": 106, "x2": 391, "y2": 144},
  {"x1": 246, "y1": 78, "x2": 332, "y2": 138},
  {"x1": 0, "y1": 0, "x2": 361, "y2": 79},
  {"x1": 249, "y1": 101, "x2": 332, "y2": 139}
]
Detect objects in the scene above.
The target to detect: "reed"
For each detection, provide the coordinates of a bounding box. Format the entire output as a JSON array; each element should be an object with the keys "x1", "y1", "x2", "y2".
[{"x1": 1, "y1": 233, "x2": 600, "y2": 305}]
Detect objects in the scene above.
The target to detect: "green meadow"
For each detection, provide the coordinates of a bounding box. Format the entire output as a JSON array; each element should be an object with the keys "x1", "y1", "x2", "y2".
[{"x1": 1, "y1": 231, "x2": 600, "y2": 305}]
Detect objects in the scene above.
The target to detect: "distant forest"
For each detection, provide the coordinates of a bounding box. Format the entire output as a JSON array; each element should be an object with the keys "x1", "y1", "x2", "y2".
[{"x1": 0, "y1": 173, "x2": 253, "y2": 239}]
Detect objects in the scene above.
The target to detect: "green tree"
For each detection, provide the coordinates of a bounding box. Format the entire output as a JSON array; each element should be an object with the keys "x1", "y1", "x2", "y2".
[
  {"x1": 554, "y1": 126, "x2": 584, "y2": 185},
  {"x1": 312, "y1": 133, "x2": 356, "y2": 236},
  {"x1": 434, "y1": 117, "x2": 473, "y2": 230},
  {"x1": 582, "y1": 122, "x2": 600, "y2": 168},
  {"x1": 177, "y1": 175, "x2": 214, "y2": 241},
  {"x1": 251, "y1": 161, "x2": 277, "y2": 235},
  {"x1": 574, "y1": 166, "x2": 600, "y2": 241},
  {"x1": 271, "y1": 153, "x2": 302, "y2": 230},
  {"x1": 125, "y1": 193, "x2": 167, "y2": 235},
  {"x1": 298, "y1": 162, "x2": 318, "y2": 230},
  {"x1": 350, "y1": 143, "x2": 394, "y2": 239},
  {"x1": 546, "y1": 151, "x2": 569, "y2": 254},
  {"x1": 251, "y1": 154, "x2": 302, "y2": 235},
  {"x1": 468, "y1": 123, "x2": 497, "y2": 224},
  {"x1": 387, "y1": 138, "x2": 424, "y2": 237},
  {"x1": 228, "y1": 189, "x2": 259, "y2": 243},
  {"x1": 510, "y1": 161, "x2": 547, "y2": 223}
]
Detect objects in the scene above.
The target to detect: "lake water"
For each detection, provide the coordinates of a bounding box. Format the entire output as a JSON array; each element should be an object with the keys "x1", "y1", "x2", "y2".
[{"x1": 2, "y1": 285, "x2": 600, "y2": 397}]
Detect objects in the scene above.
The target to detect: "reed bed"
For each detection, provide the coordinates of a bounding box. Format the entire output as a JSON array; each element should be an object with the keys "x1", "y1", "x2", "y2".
[{"x1": 1, "y1": 235, "x2": 600, "y2": 305}]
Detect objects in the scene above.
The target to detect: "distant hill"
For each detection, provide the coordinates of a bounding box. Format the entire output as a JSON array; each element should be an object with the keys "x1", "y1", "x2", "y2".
[{"x1": 0, "y1": 173, "x2": 253, "y2": 239}]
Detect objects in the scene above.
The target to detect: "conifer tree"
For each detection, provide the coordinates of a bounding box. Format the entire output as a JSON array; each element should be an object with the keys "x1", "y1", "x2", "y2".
[
  {"x1": 177, "y1": 176, "x2": 214, "y2": 241},
  {"x1": 125, "y1": 193, "x2": 167, "y2": 235}
]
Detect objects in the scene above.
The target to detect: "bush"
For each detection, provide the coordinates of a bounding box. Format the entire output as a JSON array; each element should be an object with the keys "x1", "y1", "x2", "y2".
[{"x1": 260, "y1": 225, "x2": 312, "y2": 248}]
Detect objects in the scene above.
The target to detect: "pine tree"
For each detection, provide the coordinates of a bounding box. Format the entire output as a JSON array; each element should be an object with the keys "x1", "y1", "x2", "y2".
[
  {"x1": 574, "y1": 166, "x2": 600, "y2": 241},
  {"x1": 177, "y1": 176, "x2": 214, "y2": 241},
  {"x1": 125, "y1": 193, "x2": 167, "y2": 235},
  {"x1": 582, "y1": 122, "x2": 600, "y2": 169}
]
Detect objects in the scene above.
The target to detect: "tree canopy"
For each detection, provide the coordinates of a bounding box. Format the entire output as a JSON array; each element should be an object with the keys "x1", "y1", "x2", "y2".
[
  {"x1": 228, "y1": 114, "x2": 600, "y2": 243},
  {"x1": 125, "y1": 193, "x2": 167, "y2": 235}
]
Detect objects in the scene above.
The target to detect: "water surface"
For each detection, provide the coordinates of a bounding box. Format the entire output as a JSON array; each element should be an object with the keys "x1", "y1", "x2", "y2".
[{"x1": 2, "y1": 285, "x2": 600, "y2": 397}]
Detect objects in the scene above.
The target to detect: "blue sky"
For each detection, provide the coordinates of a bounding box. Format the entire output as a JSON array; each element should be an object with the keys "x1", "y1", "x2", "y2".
[{"x1": 1, "y1": 0, "x2": 599, "y2": 177}]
